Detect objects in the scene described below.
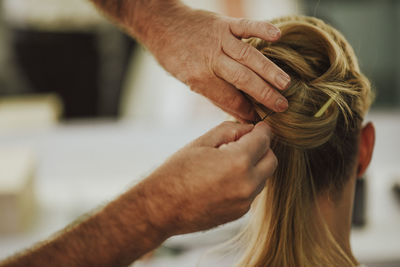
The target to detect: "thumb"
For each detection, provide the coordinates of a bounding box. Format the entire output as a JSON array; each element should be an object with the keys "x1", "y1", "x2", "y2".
[
  {"x1": 191, "y1": 121, "x2": 254, "y2": 148},
  {"x1": 229, "y1": 18, "x2": 281, "y2": 41}
]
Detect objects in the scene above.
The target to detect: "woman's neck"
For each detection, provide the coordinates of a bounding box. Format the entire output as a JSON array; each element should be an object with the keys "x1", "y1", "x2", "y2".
[{"x1": 318, "y1": 176, "x2": 359, "y2": 265}]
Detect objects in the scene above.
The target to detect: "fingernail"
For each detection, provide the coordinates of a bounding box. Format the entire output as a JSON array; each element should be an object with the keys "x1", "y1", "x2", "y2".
[
  {"x1": 275, "y1": 98, "x2": 288, "y2": 112},
  {"x1": 276, "y1": 73, "x2": 290, "y2": 89},
  {"x1": 268, "y1": 26, "x2": 280, "y2": 38}
]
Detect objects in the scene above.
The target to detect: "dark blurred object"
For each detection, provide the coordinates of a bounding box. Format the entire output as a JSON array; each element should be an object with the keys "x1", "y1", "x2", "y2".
[
  {"x1": 11, "y1": 28, "x2": 136, "y2": 119},
  {"x1": 304, "y1": 0, "x2": 400, "y2": 109},
  {"x1": 352, "y1": 178, "x2": 366, "y2": 227},
  {"x1": 12, "y1": 29, "x2": 99, "y2": 118},
  {"x1": 392, "y1": 181, "x2": 400, "y2": 205}
]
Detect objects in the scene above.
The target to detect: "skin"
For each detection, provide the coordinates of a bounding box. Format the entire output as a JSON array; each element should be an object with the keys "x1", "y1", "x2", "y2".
[
  {"x1": 0, "y1": 122, "x2": 277, "y2": 267},
  {"x1": 1, "y1": 1, "x2": 283, "y2": 265},
  {"x1": 318, "y1": 122, "x2": 375, "y2": 265},
  {"x1": 91, "y1": 0, "x2": 290, "y2": 122}
]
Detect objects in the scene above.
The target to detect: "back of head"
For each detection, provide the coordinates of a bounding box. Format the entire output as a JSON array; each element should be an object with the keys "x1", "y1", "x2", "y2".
[{"x1": 236, "y1": 16, "x2": 373, "y2": 267}]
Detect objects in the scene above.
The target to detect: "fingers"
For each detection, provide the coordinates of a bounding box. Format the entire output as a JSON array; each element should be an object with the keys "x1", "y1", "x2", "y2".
[
  {"x1": 217, "y1": 121, "x2": 276, "y2": 200},
  {"x1": 198, "y1": 77, "x2": 259, "y2": 122},
  {"x1": 211, "y1": 100, "x2": 258, "y2": 124},
  {"x1": 222, "y1": 35, "x2": 290, "y2": 91},
  {"x1": 251, "y1": 149, "x2": 278, "y2": 198},
  {"x1": 222, "y1": 121, "x2": 272, "y2": 164},
  {"x1": 192, "y1": 121, "x2": 254, "y2": 148},
  {"x1": 213, "y1": 54, "x2": 288, "y2": 112},
  {"x1": 223, "y1": 18, "x2": 290, "y2": 112},
  {"x1": 235, "y1": 121, "x2": 272, "y2": 164},
  {"x1": 229, "y1": 18, "x2": 281, "y2": 41}
]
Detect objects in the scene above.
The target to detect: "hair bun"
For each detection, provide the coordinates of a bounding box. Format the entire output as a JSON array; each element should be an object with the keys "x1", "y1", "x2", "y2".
[{"x1": 247, "y1": 16, "x2": 372, "y2": 149}]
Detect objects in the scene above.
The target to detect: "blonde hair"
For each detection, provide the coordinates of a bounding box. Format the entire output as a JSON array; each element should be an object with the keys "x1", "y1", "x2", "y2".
[{"x1": 235, "y1": 16, "x2": 373, "y2": 267}]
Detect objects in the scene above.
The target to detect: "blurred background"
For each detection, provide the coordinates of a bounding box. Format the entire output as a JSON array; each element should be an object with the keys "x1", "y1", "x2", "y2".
[{"x1": 0, "y1": 0, "x2": 399, "y2": 266}]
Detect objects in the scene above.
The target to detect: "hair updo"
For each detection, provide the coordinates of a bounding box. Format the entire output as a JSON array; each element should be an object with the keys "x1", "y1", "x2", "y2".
[
  {"x1": 251, "y1": 16, "x2": 372, "y2": 148},
  {"x1": 249, "y1": 15, "x2": 373, "y2": 192},
  {"x1": 236, "y1": 16, "x2": 373, "y2": 267}
]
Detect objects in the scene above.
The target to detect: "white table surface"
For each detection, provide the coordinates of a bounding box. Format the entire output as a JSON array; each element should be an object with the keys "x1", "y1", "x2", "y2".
[{"x1": 0, "y1": 112, "x2": 399, "y2": 266}]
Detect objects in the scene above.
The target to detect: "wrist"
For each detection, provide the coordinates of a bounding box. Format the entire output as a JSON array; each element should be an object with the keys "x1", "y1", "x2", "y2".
[
  {"x1": 98, "y1": 181, "x2": 170, "y2": 256},
  {"x1": 138, "y1": 172, "x2": 181, "y2": 238},
  {"x1": 129, "y1": 183, "x2": 171, "y2": 245},
  {"x1": 125, "y1": 0, "x2": 189, "y2": 50}
]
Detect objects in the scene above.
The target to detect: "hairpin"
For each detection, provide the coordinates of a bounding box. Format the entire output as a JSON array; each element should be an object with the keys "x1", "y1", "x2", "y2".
[
  {"x1": 261, "y1": 109, "x2": 275, "y2": 121},
  {"x1": 252, "y1": 104, "x2": 275, "y2": 124},
  {"x1": 314, "y1": 96, "x2": 335, "y2": 118}
]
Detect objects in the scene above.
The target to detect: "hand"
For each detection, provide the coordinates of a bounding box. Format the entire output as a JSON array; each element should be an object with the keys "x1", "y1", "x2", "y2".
[
  {"x1": 0, "y1": 121, "x2": 276, "y2": 266},
  {"x1": 140, "y1": 121, "x2": 277, "y2": 236},
  {"x1": 145, "y1": 6, "x2": 290, "y2": 122}
]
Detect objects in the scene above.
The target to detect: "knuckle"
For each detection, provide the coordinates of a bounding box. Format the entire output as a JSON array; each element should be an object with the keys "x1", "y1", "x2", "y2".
[
  {"x1": 237, "y1": 44, "x2": 252, "y2": 62},
  {"x1": 259, "y1": 86, "x2": 275, "y2": 104},
  {"x1": 237, "y1": 18, "x2": 248, "y2": 25},
  {"x1": 218, "y1": 18, "x2": 231, "y2": 32},
  {"x1": 234, "y1": 154, "x2": 251, "y2": 172},
  {"x1": 230, "y1": 127, "x2": 240, "y2": 140},
  {"x1": 232, "y1": 69, "x2": 250, "y2": 88},
  {"x1": 237, "y1": 18, "x2": 251, "y2": 35},
  {"x1": 219, "y1": 121, "x2": 236, "y2": 134},
  {"x1": 262, "y1": 61, "x2": 273, "y2": 74}
]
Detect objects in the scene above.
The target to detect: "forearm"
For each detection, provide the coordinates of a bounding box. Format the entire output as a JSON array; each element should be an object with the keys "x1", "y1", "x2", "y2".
[
  {"x1": 1, "y1": 183, "x2": 168, "y2": 267},
  {"x1": 0, "y1": 121, "x2": 276, "y2": 266},
  {"x1": 89, "y1": 0, "x2": 187, "y2": 48}
]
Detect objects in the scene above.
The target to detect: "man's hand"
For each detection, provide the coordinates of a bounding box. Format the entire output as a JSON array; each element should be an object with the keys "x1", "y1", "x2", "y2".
[
  {"x1": 141, "y1": 121, "x2": 277, "y2": 236},
  {"x1": 0, "y1": 121, "x2": 276, "y2": 266},
  {"x1": 146, "y1": 8, "x2": 290, "y2": 122},
  {"x1": 90, "y1": 0, "x2": 290, "y2": 122}
]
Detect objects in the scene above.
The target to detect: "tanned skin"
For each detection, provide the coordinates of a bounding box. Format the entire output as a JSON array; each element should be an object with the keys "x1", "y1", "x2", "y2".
[
  {"x1": 91, "y1": 0, "x2": 290, "y2": 122},
  {"x1": 1, "y1": 122, "x2": 277, "y2": 266},
  {"x1": 1, "y1": 0, "x2": 287, "y2": 265}
]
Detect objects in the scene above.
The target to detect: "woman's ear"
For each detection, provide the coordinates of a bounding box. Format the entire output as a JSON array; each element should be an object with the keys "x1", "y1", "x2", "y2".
[{"x1": 357, "y1": 122, "x2": 375, "y2": 178}]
